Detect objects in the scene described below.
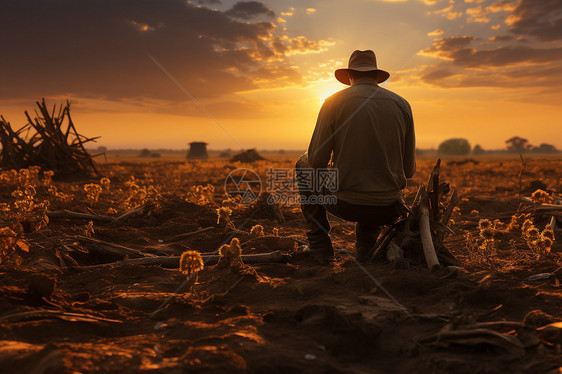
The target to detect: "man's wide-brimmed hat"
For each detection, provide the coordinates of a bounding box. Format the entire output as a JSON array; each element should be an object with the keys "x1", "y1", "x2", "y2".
[{"x1": 335, "y1": 50, "x2": 390, "y2": 85}]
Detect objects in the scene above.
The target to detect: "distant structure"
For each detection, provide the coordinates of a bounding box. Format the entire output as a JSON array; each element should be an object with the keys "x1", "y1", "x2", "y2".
[
  {"x1": 139, "y1": 149, "x2": 161, "y2": 158},
  {"x1": 219, "y1": 150, "x2": 231, "y2": 158},
  {"x1": 230, "y1": 149, "x2": 265, "y2": 163},
  {"x1": 187, "y1": 142, "x2": 208, "y2": 160}
]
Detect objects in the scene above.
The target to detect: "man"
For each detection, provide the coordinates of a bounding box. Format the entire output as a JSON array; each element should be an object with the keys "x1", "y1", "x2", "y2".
[{"x1": 296, "y1": 49, "x2": 416, "y2": 263}]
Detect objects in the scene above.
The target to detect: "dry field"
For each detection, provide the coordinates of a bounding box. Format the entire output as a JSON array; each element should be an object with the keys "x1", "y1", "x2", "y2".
[{"x1": 1, "y1": 156, "x2": 562, "y2": 373}]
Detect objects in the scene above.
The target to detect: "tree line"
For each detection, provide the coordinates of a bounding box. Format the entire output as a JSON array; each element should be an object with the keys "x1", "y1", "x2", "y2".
[{"x1": 435, "y1": 137, "x2": 559, "y2": 156}]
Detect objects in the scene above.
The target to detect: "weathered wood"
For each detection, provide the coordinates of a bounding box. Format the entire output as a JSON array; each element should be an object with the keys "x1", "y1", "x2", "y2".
[
  {"x1": 114, "y1": 205, "x2": 148, "y2": 222},
  {"x1": 428, "y1": 159, "x2": 441, "y2": 221},
  {"x1": 0, "y1": 99, "x2": 99, "y2": 177},
  {"x1": 74, "y1": 235, "x2": 156, "y2": 258},
  {"x1": 78, "y1": 251, "x2": 288, "y2": 269},
  {"x1": 47, "y1": 210, "x2": 115, "y2": 223},
  {"x1": 369, "y1": 226, "x2": 399, "y2": 261},
  {"x1": 549, "y1": 216, "x2": 557, "y2": 232},
  {"x1": 169, "y1": 227, "x2": 214, "y2": 241},
  {"x1": 0, "y1": 310, "x2": 122, "y2": 324},
  {"x1": 418, "y1": 186, "x2": 441, "y2": 270},
  {"x1": 441, "y1": 190, "x2": 459, "y2": 227}
]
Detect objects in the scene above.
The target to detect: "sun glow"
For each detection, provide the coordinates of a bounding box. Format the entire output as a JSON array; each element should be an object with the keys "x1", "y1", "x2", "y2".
[{"x1": 316, "y1": 80, "x2": 343, "y2": 102}]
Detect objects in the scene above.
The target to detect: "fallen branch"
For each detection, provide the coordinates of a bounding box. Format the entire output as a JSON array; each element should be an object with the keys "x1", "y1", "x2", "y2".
[
  {"x1": 549, "y1": 216, "x2": 557, "y2": 232},
  {"x1": 78, "y1": 250, "x2": 288, "y2": 269},
  {"x1": 47, "y1": 210, "x2": 115, "y2": 223},
  {"x1": 169, "y1": 227, "x2": 214, "y2": 241},
  {"x1": 419, "y1": 328, "x2": 525, "y2": 356},
  {"x1": 74, "y1": 235, "x2": 156, "y2": 258},
  {"x1": 419, "y1": 186, "x2": 440, "y2": 270},
  {"x1": 0, "y1": 310, "x2": 122, "y2": 324},
  {"x1": 441, "y1": 190, "x2": 459, "y2": 227},
  {"x1": 114, "y1": 204, "x2": 149, "y2": 222}
]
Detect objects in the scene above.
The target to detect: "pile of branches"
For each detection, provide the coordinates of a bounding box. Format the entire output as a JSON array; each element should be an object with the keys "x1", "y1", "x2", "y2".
[
  {"x1": 0, "y1": 99, "x2": 99, "y2": 177},
  {"x1": 367, "y1": 159, "x2": 460, "y2": 269}
]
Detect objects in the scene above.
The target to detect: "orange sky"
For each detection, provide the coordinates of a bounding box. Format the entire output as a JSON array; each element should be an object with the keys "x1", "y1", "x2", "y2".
[{"x1": 1, "y1": 0, "x2": 561, "y2": 151}]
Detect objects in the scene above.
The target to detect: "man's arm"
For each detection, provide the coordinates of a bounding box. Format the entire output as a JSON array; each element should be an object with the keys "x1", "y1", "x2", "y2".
[
  {"x1": 308, "y1": 101, "x2": 334, "y2": 169},
  {"x1": 403, "y1": 105, "x2": 416, "y2": 179}
]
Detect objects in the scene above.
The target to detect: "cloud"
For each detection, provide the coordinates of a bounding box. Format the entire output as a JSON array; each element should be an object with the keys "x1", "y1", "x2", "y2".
[
  {"x1": 466, "y1": 6, "x2": 490, "y2": 23},
  {"x1": 415, "y1": 0, "x2": 562, "y2": 91},
  {"x1": 422, "y1": 36, "x2": 562, "y2": 68},
  {"x1": 225, "y1": 1, "x2": 275, "y2": 20},
  {"x1": 427, "y1": 29, "x2": 444, "y2": 36},
  {"x1": 432, "y1": 4, "x2": 463, "y2": 20},
  {"x1": 506, "y1": 0, "x2": 562, "y2": 41},
  {"x1": 0, "y1": 0, "x2": 331, "y2": 108},
  {"x1": 195, "y1": 0, "x2": 221, "y2": 4}
]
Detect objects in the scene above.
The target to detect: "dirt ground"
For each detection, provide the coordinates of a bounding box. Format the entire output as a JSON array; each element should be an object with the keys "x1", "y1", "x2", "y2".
[{"x1": 1, "y1": 157, "x2": 562, "y2": 373}]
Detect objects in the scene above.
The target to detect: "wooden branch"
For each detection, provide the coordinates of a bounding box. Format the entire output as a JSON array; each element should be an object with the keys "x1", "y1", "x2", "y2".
[
  {"x1": 549, "y1": 216, "x2": 557, "y2": 232},
  {"x1": 429, "y1": 159, "x2": 441, "y2": 221},
  {"x1": 74, "y1": 235, "x2": 156, "y2": 258},
  {"x1": 79, "y1": 251, "x2": 288, "y2": 269},
  {"x1": 169, "y1": 227, "x2": 214, "y2": 240},
  {"x1": 47, "y1": 210, "x2": 115, "y2": 222},
  {"x1": 0, "y1": 310, "x2": 121, "y2": 324},
  {"x1": 418, "y1": 186, "x2": 440, "y2": 270},
  {"x1": 368, "y1": 225, "x2": 399, "y2": 261},
  {"x1": 441, "y1": 190, "x2": 459, "y2": 226},
  {"x1": 1, "y1": 99, "x2": 98, "y2": 177},
  {"x1": 114, "y1": 205, "x2": 148, "y2": 222}
]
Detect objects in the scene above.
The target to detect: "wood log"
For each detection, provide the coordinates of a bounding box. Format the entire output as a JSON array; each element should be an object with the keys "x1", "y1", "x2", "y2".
[
  {"x1": 168, "y1": 227, "x2": 214, "y2": 241},
  {"x1": 428, "y1": 159, "x2": 441, "y2": 221},
  {"x1": 114, "y1": 205, "x2": 148, "y2": 222},
  {"x1": 0, "y1": 310, "x2": 122, "y2": 324},
  {"x1": 441, "y1": 190, "x2": 459, "y2": 226},
  {"x1": 549, "y1": 216, "x2": 557, "y2": 232},
  {"x1": 74, "y1": 235, "x2": 156, "y2": 258},
  {"x1": 418, "y1": 186, "x2": 441, "y2": 270},
  {"x1": 78, "y1": 251, "x2": 288, "y2": 269},
  {"x1": 47, "y1": 210, "x2": 115, "y2": 222}
]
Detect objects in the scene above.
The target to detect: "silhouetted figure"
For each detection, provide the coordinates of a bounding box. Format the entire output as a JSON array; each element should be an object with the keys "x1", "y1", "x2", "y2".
[{"x1": 296, "y1": 50, "x2": 416, "y2": 263}]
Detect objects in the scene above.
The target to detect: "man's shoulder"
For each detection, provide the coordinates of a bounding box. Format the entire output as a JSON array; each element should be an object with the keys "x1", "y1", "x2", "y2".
[
  {"x1": 324, "y1": 85, "x2": 411, "y2": 114},
  {"x1": 376, "y1": 86, "x2": 411, "y2": 108}
]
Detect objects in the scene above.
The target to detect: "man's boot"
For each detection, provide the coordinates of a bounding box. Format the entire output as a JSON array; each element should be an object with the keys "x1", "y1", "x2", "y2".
[{"x1": 355, "y1": 222, "x2": 381, "y2": 263}]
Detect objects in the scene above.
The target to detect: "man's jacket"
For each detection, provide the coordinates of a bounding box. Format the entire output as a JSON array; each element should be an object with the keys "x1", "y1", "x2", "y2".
[{"x1": 308, "y1": 82, "x2": 416, "y2": 206}]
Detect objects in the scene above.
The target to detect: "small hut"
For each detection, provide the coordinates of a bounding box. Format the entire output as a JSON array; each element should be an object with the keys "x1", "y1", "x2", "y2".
[{"x1": 187, "y1": 142, "x2": 208, "y2": 160}]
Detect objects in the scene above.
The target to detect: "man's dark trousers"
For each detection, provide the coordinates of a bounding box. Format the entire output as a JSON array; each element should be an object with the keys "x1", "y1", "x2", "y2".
[{"x1": 296, "y1": 154, "x2": 400, "y2": 260}]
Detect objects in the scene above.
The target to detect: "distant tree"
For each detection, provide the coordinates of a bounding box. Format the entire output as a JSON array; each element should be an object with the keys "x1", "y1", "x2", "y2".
[
  {"x1": 531, "y1": 143, "x2": 558, "y2": 153},
  {"x1": 473, "y1": 144, "x2": 485, "y2": 155},
  {"x1": 139, "y1": 149, "x2": 152, "y2": 157},
  {"x1": 505, "y1": 136, "x2": 531, "y2": 153},
  {"x1": 438, "y1": 138, "x2": 471, "y2": 156}
]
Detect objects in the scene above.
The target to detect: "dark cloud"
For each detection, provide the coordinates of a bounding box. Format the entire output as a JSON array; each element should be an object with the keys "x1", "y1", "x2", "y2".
[
  {"x1": 196, "y1": 0, "x2": 221, "y2": 4},
  {"x1": 420, "y1": 61, "x2": 562, "y2": 93},
  {"x1": 422, "y1": 36, "x2": 562, "y2": 68},
  {"x1": 0, "y1": 0, "x2": 324, "y2": 105},
  {"x1": 417, "y1": 0, "x2": 562, "y2": 90},
  {"x1": 421, "y1": 68, "x2": 456, "y2": 83},
  {"x1": 489, "y1": 35, "x2": 514, "y2": 42},
  {"x1": 507, "y1": 0, "x2": 562, "y2": 42},
  {"x1": 225, "y1": 1, "x2": 275, "y2": 20}
]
